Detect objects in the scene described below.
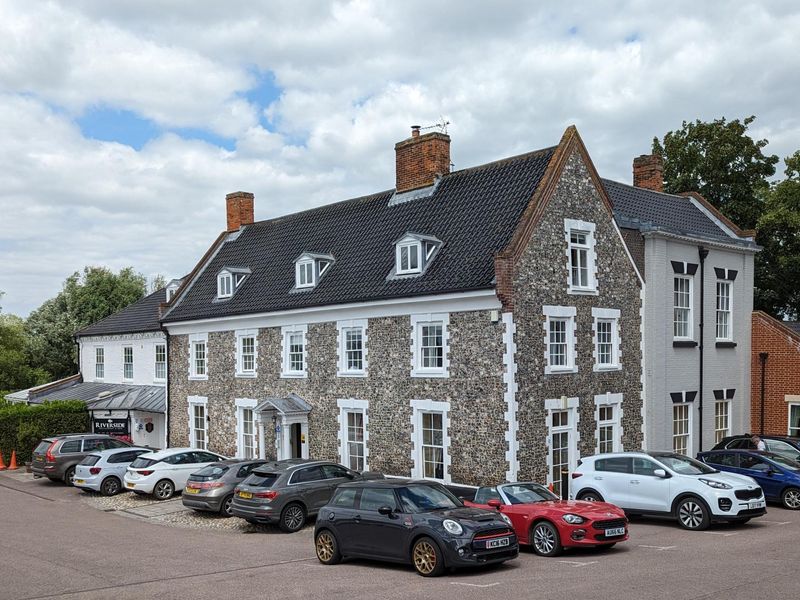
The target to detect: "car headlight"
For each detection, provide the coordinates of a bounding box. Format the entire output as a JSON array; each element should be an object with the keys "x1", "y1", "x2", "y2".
[
  {"x1": 562, "y1": 514, "x2": 586, "y2": 525},
  {"x1": 499, "y1": 512, "x2": 513, "y2": 526},
  {"x1": 442, "y1": 519, "x2": 463, "y2": 536},
  {"x1": 699, "y1": 478, "x2": 732, "y2": 490}
]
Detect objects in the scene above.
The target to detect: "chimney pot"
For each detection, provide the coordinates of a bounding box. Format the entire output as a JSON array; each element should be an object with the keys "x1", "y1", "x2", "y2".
[
  {"x1": 225, "y1": 191, "x2": 255, "y2": 232},
  {"x1": 411, "y1": 125, "x2": 421, "y2": 138},
  {"x1": 633, "y1": 154, "x2": 664, "y2": 192},
  {"x1": 395, "y1": 126, "x2": 451, "y2": 193}
]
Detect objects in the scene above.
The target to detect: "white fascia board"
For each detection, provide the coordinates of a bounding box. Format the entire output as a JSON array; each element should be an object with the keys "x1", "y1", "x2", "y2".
[{"x1": 164, "y1": 289, "x2": 500, "y2": 335}]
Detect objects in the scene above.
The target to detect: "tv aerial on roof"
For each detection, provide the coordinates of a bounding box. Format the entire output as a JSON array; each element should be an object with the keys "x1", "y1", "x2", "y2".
[{"x1": 419, "y1": 116, "x2": 450, "y2": 134}]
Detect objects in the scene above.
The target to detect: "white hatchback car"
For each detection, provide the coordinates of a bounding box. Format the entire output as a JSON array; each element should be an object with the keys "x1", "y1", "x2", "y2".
[
  {"x1": 74, "y1": 447, "x2": 152, "y2": 496},
  {"x1": 124, "y1": 448, "x2": 227, "y2": 500},
  {"x1": 571, "y1": 452, "x2": 767, "y2": 530}
]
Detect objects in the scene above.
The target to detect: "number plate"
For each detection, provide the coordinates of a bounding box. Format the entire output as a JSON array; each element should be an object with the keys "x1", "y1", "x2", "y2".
[
  {"x1": 238, "y1": 491, "x2": 253, "y2": 499},
  {"x1": 185, "y1": 487, "x2": 200, "y2": 494},
  {"x1": 486, "y1": 537, "x2": 510, "y2": 549},
  {"x1": 605, "y1": 527, "x2": 626, "y2": 537},
  {"x1": 749, "y1": 501, "x2": 765, "y2": 510},
  {"x1": 126, "y1": 482, "x2": 135, "y2": 488},
  {"x1": 74, "y1": 479, "x2": 85, "y2": 485}
]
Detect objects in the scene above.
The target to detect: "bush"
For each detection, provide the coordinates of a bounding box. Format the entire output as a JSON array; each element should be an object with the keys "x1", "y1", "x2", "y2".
[{"x1": 0, "y1": 401, "x2": 90, "y2": 463}]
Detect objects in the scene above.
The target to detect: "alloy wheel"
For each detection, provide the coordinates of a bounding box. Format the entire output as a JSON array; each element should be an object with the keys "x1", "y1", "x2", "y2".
[
  {"x1": 222, "y1": 495, "x2": 234, "y2": 517},
  {"x1": 102, "y1": 478, "x2": 120, "y2": 496},
  {"x1": 154, "y1": 481, "x2": 174, "y2": 500},
  {"x1": 783, "y1": 488, "x2": 800, "y2": 509},
  {"x1": 316, "y1": 532, "x2": 335, "y2": 562},
  {"x1": 412, "y1": 541, "x2": 437, "y2": 575},
  {"x1": 678, "y1": 501, "x2": 704, "y2": 529},
  {"x1": 533, "y1": 524, "x2": 556, "y2": 555},
  {"x1": 284, "y1": 505, "x2": 305, "y2": 530}
]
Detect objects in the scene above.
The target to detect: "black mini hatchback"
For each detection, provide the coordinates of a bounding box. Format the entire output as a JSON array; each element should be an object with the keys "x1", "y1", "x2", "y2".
[{"x1": 314, "y1": 480, "x2": 518, "y2": 577}]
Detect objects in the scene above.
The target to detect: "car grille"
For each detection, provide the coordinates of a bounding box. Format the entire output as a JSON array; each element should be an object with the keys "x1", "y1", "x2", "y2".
[
  {"x1": 473, "y1": 527, "x2": 513, "y2": 540},
  {"x1": 592, "y1": 518, "x2": 626, "y2": 530},
  {"x1": 735, "y1": 489, "x2": 762, "y2": 501}
]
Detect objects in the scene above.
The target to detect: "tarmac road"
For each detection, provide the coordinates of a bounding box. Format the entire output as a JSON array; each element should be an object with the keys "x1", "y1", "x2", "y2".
[{"x1": 1, "y1": 471, "x2": 798, "y2": 600}]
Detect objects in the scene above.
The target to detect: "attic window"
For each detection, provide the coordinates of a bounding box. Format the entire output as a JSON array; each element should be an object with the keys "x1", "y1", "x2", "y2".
[
  {"x1": 293, "y1": 253, "x2": 335, "y2": 291},
  {"x1": 393, "y1": 233, "x2": 442, "y2": 278},
  {"x1": 397, "y1": 241, "x2": 421, "y2": 274},
  {"x1": 215, "y1": 267, "x2": 251, "y2": 300},
  {"x1": 296, "y1": 259, "x2": 315, "y2": 288}
]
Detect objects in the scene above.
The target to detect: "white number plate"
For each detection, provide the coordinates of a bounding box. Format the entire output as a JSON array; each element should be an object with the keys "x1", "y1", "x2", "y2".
[
  {"x1": 486, "y1": 537, "x2": 510, "y2": 549},
  {"x1": 605, "y1": 527, "x2": 626, "y2": 537},
  {"x1": 749, "y1": 501, "x2": 765, "y2": 510}
]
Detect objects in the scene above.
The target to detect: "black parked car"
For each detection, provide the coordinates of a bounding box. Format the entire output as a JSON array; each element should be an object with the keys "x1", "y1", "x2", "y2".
[
  {"x1": 314, "y1": 480, "x2": 519, "y2": 577},
  {"x1": 712, "y1": 435, "x2": 800, "y2": 461}
]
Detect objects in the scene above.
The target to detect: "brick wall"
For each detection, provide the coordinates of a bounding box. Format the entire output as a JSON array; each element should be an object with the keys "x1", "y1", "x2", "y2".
[{"x1": 395, "y1": 131, "x2": 451, "y2": 193}]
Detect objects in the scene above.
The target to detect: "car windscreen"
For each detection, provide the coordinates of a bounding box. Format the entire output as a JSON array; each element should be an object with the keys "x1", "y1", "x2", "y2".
[
  {"x1": 765, "y1": 453, "x2": 800, "y2": 471},
  {"x1": 243, "y1": 472, "x2": 280, "y2": 488},
  {"x1": 502, "y1": 483, "x2": 558, "y2": 504},
  {"x1": 654, "y1": 454, "x2": 717, "y2": 475},
  {"x1": 130, "y1": 457, "x2": 159, "y2": 469},
  {"x1": 191, "y1": 465, "x2": 230, "y2": 480},
  {"x1": 34, "y1": 441, "x2": 51, "y2": 454},
  {"x1": 397, "y1": 484, "x2": 463, "y2": 513},
  {"x1": 79, "y1": 455, "x2": 101, "y2": 466}
]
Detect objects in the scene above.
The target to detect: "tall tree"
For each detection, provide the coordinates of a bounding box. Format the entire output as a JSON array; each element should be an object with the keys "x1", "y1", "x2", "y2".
[
  {"x1": 652, "y1": 116, "x2": 779, "y2": 230},
  {"x1": 0, "y1": 313, "x2": 49, "y2": 391},
  {"x1": 25, "y1": 267, "x2": 147, "y2": 379}
]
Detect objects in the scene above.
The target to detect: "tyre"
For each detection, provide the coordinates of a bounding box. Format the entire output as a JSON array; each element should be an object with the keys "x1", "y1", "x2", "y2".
[
  {"x1": 133, "y1": 490, "x2": 146, "y2": 495},
  {"x1": 577, "y1": 490, "x2": 603, "y2": 502},
  {"x1": 675, "y1": 496, "x2": 710, "y2": 530},
  {"x1": 219, "y1": 494, "x2": 234, "y2": 517},
  {"x1": 153, "y1": 479, "x2": 175, "y2": 500},
  {"x1": 279, "y1": 503, "x2": 306, "y2": 532},
  {"x1": 411, "y1": 537, "x2": 445, "y2": 577},
  {"x1": 315, "y1": 529, "x2": 342, "y2": 565},
  {"x1": 64, "y1": 467, "x2": 76, "y2": 486},
  {"x1": 100, "y1": 476, "x2": 122, "y2": 497},
  {"x1": 781, "y1": 487, "x2": 800, "y2": 510},
  {"x1": 530, "y1": 521, "x2": 562, "y2": 557}
]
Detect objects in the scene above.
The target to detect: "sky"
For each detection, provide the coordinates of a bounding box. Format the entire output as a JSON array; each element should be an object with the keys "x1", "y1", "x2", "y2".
[{"x1": 1, "y1": 0, "x2": 799, "y2": 317}]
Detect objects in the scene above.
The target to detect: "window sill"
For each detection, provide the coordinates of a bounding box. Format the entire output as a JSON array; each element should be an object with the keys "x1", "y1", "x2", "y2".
[
  {"x1": 153, "y1": 378, "x2": 166, "y2": 384},
  {"x1": 411, "y1": 370, "x2": 449, "y2": 378},
  {"x1": 280, "y1": 372, "x2": 307, "y2": 379},
  {"x1": 567, "y1": 287, "x2": 599, "y2": 296},
  {"x1": 235, "y1": 372, "x2": 257, "y2": 379},
  {"x1": 544, "y1": 366, "x2": 578, "y2": 375},
  {"x1": 593, "y1": 365, "x2": 622, "y2": 373},
  {"x1": 337, "y1": 371, "x2": 368, "y2": 378},
  {"x1": 672, "y1": 340, "x2": 698, "y2": 348},
  {"x1": 715, "y1": 341, "x2": 737, "y2": 348},
  {"x1": 188, "y1": 375, "x2": 208, "y2": 381}
]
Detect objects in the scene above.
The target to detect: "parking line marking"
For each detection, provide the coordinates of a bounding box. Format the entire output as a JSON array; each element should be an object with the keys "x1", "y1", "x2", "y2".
[
  {"x1": 450, "y1": 582, "x2": 501, "y2": 588},
  {"x1": 638, "y1": 545, "x2": 676, "y2": 551},
  {"x1": 704, "y1": 531, "x2": 738, "y2": 537},
  {"x1": 759, "y1": 520, "x2": 792, "y2": 525},
  {"x1": 557, "y1": 560, "x2": 598, "y2": 567}
]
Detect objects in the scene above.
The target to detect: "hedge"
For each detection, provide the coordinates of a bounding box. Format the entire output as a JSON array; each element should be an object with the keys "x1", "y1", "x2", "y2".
[{"x1": 0, "y1": 401, "x2": 90, "y2": 464}]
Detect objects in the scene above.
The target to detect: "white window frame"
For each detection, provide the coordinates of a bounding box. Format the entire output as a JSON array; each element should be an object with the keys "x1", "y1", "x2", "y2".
[
  {"x1": 673, "y1": 276, "x2": 693, "y2": 340},
  {"x1": 94, "y1": 346, "x2": 104, "y2": 381},
  {"x1": 410, "y1": 313, "x2": 449, "y2": 378},
  {"x1": 543, "y1": 306, "x2": 577, "y2": 374},
  {"x1": 189, "y1": 333, "x2": 208, "y2": 380},
  {"x1": 564, "y1": 219, "x2": 597, "y2": 294},
  {"x1": 217, "y1": 271, "x2": 233, "y2": 299},
  {"x1": 281, "y1": 325, "x2": 307, "y2": 378},
  {"x1": 396, "y1": 240, "x2": 422, "y2": 275},
  {"x1": 410, "y1": 399, "x2": 451, "y2": 483},
  {"x1": 672, "y1": 403, "x2": 692, "y2": 456},
  {"x1": 594, "y1": 393, "x2": 623, "y2": 453},
  {"x1": 545, "y1": 397, "x2": 579, "y2": 496},
  {"x1": 337, "y1": 399, "x2": 369, "y2": 471},
  {"x1": 337, "y1": 319, "x2": 368, "y2": 377},
  {"x1": 188, "y1": 396, "x2": 208, "y2": 450},
  {"x1": 788, "y1": 404, "x2": 800, "y2": 437},
  {"x1": 715, "y1": 280, "x2": 733, "y2": 341},
  {"x1": 235, "y1": 329, "x2": 258, "y2": 378},
  {"x1": 295, "y1": 259, "x2": 315, "y2": 289},
  {"x1": 122, "y1": 346, "x2": 134, "y2": 381},
  {"x1": 154, "y1": 343, "x2": 166, "y2": 382},
  {"x1": 235, "y1": 398, "x2": 258, "y2": 459},
  {"x1": 714, "y1": 400, "x2": 730, "y2": 444},
  {"x1": 592, "y1": 308, "x2": 621, "y2": 371}
]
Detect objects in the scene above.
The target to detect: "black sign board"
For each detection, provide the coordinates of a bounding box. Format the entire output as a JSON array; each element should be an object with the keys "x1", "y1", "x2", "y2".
[{"x1": 93, "y1": 418, "x2": 129, "y2": 436}]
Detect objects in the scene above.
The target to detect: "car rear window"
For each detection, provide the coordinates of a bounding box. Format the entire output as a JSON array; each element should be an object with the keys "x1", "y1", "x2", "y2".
[
  {"x1": 193, "y1": 465, "x2": 230, "y2": 480},
  {"x1": 34, "y1": 441, "x2": 52, "y2": 454},
  {"x1": 60, "y1": 440, "x2": 82, "y2": 453},
  {"x1": 244, "y1": 472, "x2": 280, "y2": 488},
  {"x1": 130, "y1": 457, "x2": 158, "y2": 468},
  {"x1": 80, "y1": 455, "x2": 101, "y2": 466}
]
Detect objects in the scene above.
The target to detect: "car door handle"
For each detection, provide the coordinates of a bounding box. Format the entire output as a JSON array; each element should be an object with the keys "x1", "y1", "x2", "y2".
[
  {"x1": 593, "y1": 476, "x2": 603, "y2": 480},
  {"x1": 354, "y1": 515, "x2": 361, "y2": 523},
  {"x1": 630, "y1": 480, "x2": 640, "y2": 484}
]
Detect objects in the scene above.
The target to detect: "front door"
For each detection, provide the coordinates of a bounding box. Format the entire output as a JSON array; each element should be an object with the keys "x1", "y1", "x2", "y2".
[{"x1": 290, "y1": 423, "x2": 302, "y2": 458}]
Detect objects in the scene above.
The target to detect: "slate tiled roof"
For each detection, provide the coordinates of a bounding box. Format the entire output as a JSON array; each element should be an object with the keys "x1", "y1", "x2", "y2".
[
  {"x1": 76, "y1": 288, "x2": 166, "y2": 337},
  {"x1": 163, "y1": 147, "x2": 556, "y2": 323},
  {"x1": 602, "y1": 179, "x2": 753, "y2": 245},
  {"x1": 6, "y1": 380, "x2": 164, "y2": 413}
]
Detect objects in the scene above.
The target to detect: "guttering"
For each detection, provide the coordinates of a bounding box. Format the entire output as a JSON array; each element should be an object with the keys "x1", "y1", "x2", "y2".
[
  {"x1": 698, "y1": 245, "x2": 709, "y2": 452},
  {"x1": 635, "y1": 228, "x2": 760, "y2": 253},
  {"x1": 160, "y1": 321, "x2": 170, "y2": 450}
]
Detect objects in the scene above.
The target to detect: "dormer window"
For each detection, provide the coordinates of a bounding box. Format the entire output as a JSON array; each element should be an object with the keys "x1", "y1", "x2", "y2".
[
  {"x1": 392, "y1": 233, "x2": 442, "y2": 278},
  {"x1": 215, "y1": 267, "x2": 250, "y2": 300},
  {"x1": 293, "y1": 253, "x2": 335, "y2": 291},
  {"x1": 397, "y1": 241, "x2": 421, "y2": 274}
]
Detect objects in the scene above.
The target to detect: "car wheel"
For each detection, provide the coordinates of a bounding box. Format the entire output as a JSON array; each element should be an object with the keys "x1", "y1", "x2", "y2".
[
  {"x1": 101, "y1": 477, "x2": 122, "y2": 496},
  {"x1": 411, "y1": 537, "x2": 445, "y2": 577},
  {"x1": 676, "y1": 496, "x2": 710, "y2": 530},
  {"x1": 530, "y1": 521, "x2": 562, "y2": 557},
  {"x1": 781, "y1": 487, "x2": 800, "y2": 510},
  {"x1": 577, "y1": 490, "x2": 603, "y2": 502},
  {"x1": 315, "y1": 530, "x2": 342, "y2": 565},
  {"x1": 153, "y1": 479, "x2": 175, "y2": 500},
  {"x1": 279, "y1": 503, "x2": 306, "y2": 532},
  {"x1": 64, "y1": 467, "x2": 76, "y2": 486},
  {"x1": 219, "y1": 494, "x2": 234, "y2": 517}
]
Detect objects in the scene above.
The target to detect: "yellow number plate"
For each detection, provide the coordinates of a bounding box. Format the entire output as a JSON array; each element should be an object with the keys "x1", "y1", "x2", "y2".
[
  {"x1": 185, "y1": 488, "x2": 200, "y2": 494},
  {"x1": 74, "y1": 479, "x2": 85, "y2": 485},
  {"x1": 238, "y1": 491, "x2": 253, "y2": 499},
  {"x1": 126, "y1": 482, "x2": 135, "y2": 488}
]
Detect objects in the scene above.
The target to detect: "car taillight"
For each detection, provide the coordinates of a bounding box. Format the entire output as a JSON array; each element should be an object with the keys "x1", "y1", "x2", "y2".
[
  {"x1": 45, "y1": 440, "x2": 58, "y2": 463},
  {"x1": 138, "y1": 470, "x2": 154, "y2": 476},
  {"x1": 571, "y1": 472, "x2": 583, "y2": 478},
  {"x1": 254, "y1": 490, "x2": 279, "y2": 500},
  {"x1": 189, "y1": 481, "x2": 225, "y2": 490},
  {"x1": 89, "y1": 467, "x2": 101, "y2": 475}
]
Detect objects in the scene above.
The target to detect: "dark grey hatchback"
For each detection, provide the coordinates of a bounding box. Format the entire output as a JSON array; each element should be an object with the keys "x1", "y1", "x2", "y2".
[
  {"x1": 182, "y1": 459, "x2": 266, "y2": 517},
  {"x1": 231, "y1": 459, "x2": 378, "y2": 532}
]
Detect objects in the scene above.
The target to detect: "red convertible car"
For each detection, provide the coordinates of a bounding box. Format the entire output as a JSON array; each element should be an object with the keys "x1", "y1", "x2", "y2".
[{"x1": 465, "y1": 482, "x2": 628, "y2": 556}]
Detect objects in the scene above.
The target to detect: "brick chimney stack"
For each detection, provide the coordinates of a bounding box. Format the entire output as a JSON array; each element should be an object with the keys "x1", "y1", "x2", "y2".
[
  {"x1": 395, "y1": 125, "x2": 451, "y2": 193},
  {"x1": 226, "y1": 191, "x2": 255, "y2": 232},
  {"x1": 632, "y1": 154, "x2": 664, "y2": 192}
]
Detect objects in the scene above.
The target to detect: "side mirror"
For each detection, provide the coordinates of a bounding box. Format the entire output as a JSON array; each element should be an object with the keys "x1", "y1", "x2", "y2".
[
  {"x1": 377, "y1": 505, "x2": 394, "y2": 516},
  {"x1": 487, "y1": 499, "x2": 502, "y2": 508},
  {"x1": 653, "y1": 469, "x2": 667, "y2": 478}
]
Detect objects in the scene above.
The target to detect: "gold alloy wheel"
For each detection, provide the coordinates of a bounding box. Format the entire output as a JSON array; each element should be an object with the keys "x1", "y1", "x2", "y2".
[
  {"x1": 413, "y1": 540, "x2": 437, "y2": 575},
  {"x1": 316, "y1": 532, "x2": 335, "y2": 562}
]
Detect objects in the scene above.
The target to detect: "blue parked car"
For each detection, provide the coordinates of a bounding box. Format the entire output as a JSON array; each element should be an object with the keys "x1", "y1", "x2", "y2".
[{"x1": 698, "y1": 450, "x2": 800, "y2": 510}]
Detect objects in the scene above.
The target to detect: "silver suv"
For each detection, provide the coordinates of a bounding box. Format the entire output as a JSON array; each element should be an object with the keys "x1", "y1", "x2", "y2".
[{"x1": 231, "y1": 459, "x2": 382, "y2": 532}]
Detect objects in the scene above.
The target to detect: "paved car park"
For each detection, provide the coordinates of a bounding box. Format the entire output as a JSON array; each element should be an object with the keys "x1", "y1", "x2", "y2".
[{"x1": 1, "y1": 470, "x2": 798, "y2": 600}]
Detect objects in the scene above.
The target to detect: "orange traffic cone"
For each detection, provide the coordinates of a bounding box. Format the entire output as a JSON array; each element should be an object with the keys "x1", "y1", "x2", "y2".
[
  {"x1": 547, "y1": 482, "x2": 554, "y2": 492},
  {"x1": 7, "y1": 450, "x2": 18, "y2": 471},
  {"x1": 0, "y1": 451, "x2": 6, "y2": 470}
]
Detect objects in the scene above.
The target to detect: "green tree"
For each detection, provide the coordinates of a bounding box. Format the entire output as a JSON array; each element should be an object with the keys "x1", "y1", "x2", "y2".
[
  {"x1": 25, "y1": 267, "x2": 147, "y2": 379},
  {"x1": 0, "y1": 314, "x2": 49, "y2": 391},
  {"x1": 652, "y1": 116, "x2": 779, "y2": 230},
  {"x1": 755, "y1": 151, "x2": 800, "y2": 319}
]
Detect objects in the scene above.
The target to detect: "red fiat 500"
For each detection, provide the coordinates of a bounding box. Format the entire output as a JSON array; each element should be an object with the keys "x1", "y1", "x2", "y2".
[{"x1": 465, "y1": 482, "x2": 628, "y2": 557}]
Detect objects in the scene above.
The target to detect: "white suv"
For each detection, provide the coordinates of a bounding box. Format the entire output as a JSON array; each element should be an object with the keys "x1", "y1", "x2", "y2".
[
  {"x1": 571, "y1": 452, "x2": 766, "y2": 530},
  {"x1": 124, "y1": 448, "x2": 227, "y2": 500}
]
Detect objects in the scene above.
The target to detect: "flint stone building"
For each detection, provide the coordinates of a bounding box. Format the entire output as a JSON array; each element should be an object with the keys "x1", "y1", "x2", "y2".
[{"x1": 162, "y1": 125, "x2": 644, "y2": 489}]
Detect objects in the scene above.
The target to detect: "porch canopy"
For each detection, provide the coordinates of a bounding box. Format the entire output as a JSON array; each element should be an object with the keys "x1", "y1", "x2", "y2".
[
  {"x1": 253, "y1": 394, "x2": 311, "y2": 460},
  {"x1": 253, "y1": 393, "x2": 311, "y2": 416}
]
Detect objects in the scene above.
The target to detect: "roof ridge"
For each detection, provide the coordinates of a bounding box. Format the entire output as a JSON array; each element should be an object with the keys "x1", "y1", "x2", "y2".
[{"x1": 602, "y1": 178, "x2": 691, "y2": 201}]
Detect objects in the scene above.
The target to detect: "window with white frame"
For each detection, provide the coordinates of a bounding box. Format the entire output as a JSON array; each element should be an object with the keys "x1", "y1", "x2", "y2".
[
  {"x1": 543, "y1": 306, "x2": 577, "y2": 374},
  {"x1": 281, "y1": 325, "x2": 307, "y2": 377},
  {"x1": 411, "y1": 400, "x2": 450, "y2": 482},
  {"x1": 189, "y1": 334, "x2": 208, "y2": 379},
  {"x1": 595, "y1": 393, "x2": 622, "y2": 453},
  {"x1": 338, "y1": 399, "x2": 369, "y2": 471},
  {"x1": 715, "y1": 281, "x2": 732, "y2": 340},
  {"x1": 337, "y1": 320, "x2": 367, "y2": 376},
  {"x1": 95, "y1": 347, "x2": 104, "y2": 380},
  {"x1": 154, "y1": 344, "x2": 166, "y2": 380},
  {"x1": 397, "y1": 240, "x2": 421, "y2": 274},
  {"x1": 217, "y1": 271, "x2": 233, "y2": 298},
  {"x1": 392, "y1": 234, "x2": 441, "y2": 278},
  {"x1": 189, "y1": 397, "x2": 208, "y2": 450},
  {"x1": 296, "y1": 259, "x2": 314, "y2": 288},
  {"x1": 123, "y1": 346, "x2": 134, "y2": 380},
  {"x1": 565, "y1": 219, "x2": 596, "y2": 293},
  {"x1": 789, "y1": 404, "x2": 800, "y2": 437},
  {"x1": 673, "y1": 403, "x2": 691, "y2": 455},
  {"x1": 592, "y1": 308, "x2": 620, "y2": 371},
  {"x1": 673, "y1": 276, "x2": 692, "y2": 338},
  {"x1": 236, "y1": 330, "x2": 257, "y2": 377},
  {"x1": 235, "y1": 399, "x2": 258, "y2": 459},
  {"x1": 714, "y1": 400, "x2": 730, "y2": 444},
  {"x1": 546, "y1": 398, "x2": 578, "y2": 497},
  {"x1": 411, "y1": 314, "x2": 449, "y2": 377}
]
